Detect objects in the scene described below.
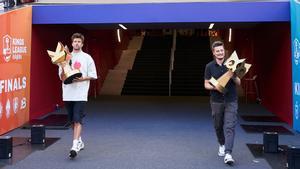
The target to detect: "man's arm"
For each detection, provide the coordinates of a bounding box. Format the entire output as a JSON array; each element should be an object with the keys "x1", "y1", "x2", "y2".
[
  {"x1": 204, "y1": 64, "x2": 216, "y2": 91},
  {"x1": 58, "y1": 62, "x2": 67, "y2": 81},
  {"x1": 204, "y1": 79, "x2": 215, "y2": 90},
  {"x1": 60, "y1": 72, "x2": 67, "y2": 81}
]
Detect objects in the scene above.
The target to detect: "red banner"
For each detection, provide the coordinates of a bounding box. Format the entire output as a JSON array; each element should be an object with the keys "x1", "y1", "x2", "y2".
[{"x1": 0, "y1": 7, "x2": 32, "y2": 135}]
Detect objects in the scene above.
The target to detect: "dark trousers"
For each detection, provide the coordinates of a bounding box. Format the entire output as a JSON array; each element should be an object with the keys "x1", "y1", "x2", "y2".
[{"x1": 210, "y1": 100, "x2": 238, "y2": 153}]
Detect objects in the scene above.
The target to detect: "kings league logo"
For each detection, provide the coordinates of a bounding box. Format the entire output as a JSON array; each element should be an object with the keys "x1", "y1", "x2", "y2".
[
  {"x1": 2, "y1": 34, "x2": 27, "y2": 62},
  {"x1": 2, "y1": 35, "x2": 12, "y2": 62},
  {"x1": 294, "y1": 38, "x2": 300, "y2": 65}
]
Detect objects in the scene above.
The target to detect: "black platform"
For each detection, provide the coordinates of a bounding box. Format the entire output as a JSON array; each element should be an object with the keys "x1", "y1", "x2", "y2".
[
  {"x1": 22, "y1": 114, "x2": 70, "y2": 130},
  {"x1": 241, "y1": 115, "x2": 283, "y2": 123},
  {"x1": 241, "y1": 124, "x2": 294, "y2": 135},
  {"x1": 0, "y1": 137, "x2": 59, "y2": 168},
  {"x1": 247, "y1": 144, "x2": 288, "y2": 169}
]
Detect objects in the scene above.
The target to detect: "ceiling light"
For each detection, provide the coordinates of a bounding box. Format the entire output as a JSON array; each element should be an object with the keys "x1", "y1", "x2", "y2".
[{"x1": 119, "y1": 24, "x2": 127, "y2": 30}]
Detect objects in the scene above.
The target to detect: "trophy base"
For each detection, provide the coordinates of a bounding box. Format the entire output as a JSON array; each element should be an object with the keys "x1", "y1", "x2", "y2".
[
  {"x1": 215, "y1": 84, "x2": 228, "y2": 94},
  {"x1": 209, "y1": 77, "x2": 227, "y2": 94},
  {"x1": 64, "y1": 72, "x2": 82, "y2": 84}
]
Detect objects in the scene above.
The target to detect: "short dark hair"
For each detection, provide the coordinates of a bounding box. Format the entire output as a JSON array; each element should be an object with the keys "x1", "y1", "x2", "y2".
[
  {"x1": 71, "y1": 33, "x2": 85, "y2": 43},
  {"x1": 211, "y1": 41, "x2": 224, "y2": 50}
]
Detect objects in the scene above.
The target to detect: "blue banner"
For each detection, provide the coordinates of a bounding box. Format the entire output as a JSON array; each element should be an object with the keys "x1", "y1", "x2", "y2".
[{"x1": 291, "y1": 0, "x2": 300, "y2": 132}]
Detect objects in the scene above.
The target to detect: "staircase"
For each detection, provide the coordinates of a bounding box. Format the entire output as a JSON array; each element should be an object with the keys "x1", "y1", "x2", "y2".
[
  {"x1": 171, "y1": 36, "x2": 211, "y2": 96},
  {"x1": 121, "y1": 36, "x2": 172, "y2": 95},
  {"x1": 100, "y1": 36, "x2": 143, "y2": 95}
]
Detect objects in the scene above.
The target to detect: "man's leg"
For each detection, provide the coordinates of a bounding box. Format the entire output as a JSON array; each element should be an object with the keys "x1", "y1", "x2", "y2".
[
  {"x1": 73, "y1": 122, "x2": 82, "y2": 140},
  {"x1": 69, "y1": 101, "x2": 86, "y2": 158},
  {"x1": 64, "y1": 101, "x2": 78, "y2": 143},
  {"x1": 223, "y1": 101, "x2": 238, "y2": 153},
  {"x1": 223, "y1": 101, "x2": 238, "y2": 165},
  {"x1": 210, "y1": 101, "x2": 225, "y2": 146},
  {"x1": 73, "y1": 101, "x2": 86, "y2": 149},
  {"x1": 64, "y1": 101, "x2": 78, "y2": 158},
  {"x1": 64, "y1": 101, "x2": 74, "y2": 126}
]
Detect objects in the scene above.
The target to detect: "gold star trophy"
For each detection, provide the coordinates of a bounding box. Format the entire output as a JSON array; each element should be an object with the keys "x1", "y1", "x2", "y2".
[
  {"x1": 47, "y1": 42, "x2": 82, "y2": 84},
  {"x1": 209, "y1": 51, "x2": 251, "y2": 93}
]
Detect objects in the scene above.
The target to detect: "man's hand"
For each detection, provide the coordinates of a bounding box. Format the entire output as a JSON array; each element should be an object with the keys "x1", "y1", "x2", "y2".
[
  {"x1": 72, "y1": 76, "x2": 96, "y2": 83},
  {"x1": 204, "y1": 79, "x2": 216, "y2": 90},
  {"x1": 73, "y1": 77, "x2": 86, "y2": 82},
  {"x1": 60, "y1": 74, "x2": 66, "y2": 81}
]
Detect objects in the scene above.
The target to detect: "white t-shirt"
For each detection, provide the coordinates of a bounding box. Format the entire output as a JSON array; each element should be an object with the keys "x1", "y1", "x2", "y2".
[{"x1": 58, "y1": 51, "x2": 97, "y2": 101}]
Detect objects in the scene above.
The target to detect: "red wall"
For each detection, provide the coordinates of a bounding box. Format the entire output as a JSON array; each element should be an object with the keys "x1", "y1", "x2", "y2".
[
  {"x1": 233, "y1": 23, "x2": 292, "y2": 125},
  {"x1": 233, "y1": 29, "x2": 258, "y2": 99},
  {"x1": 253, "y1": 23, "x2": 292, "y2": 125},
  {"x1": 30, "y1": 25, "x2": 76, "y2": 120},
  {"x1": 30, "y1": 25, "x2": 130, "y2": 120}
]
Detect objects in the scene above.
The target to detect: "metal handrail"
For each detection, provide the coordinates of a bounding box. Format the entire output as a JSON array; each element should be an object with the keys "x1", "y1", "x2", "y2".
[{"x1": 169, "y1": 30, "x2": 177, "y2": 96}]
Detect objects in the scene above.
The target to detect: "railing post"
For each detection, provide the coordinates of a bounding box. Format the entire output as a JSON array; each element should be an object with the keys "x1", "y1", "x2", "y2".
[{"x1": 169, "y1": 29, "x2": 177, "y2": 96}]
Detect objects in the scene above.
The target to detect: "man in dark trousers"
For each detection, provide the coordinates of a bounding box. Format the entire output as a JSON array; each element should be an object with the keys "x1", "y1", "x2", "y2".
[{"x1": 204, "y1": 41, "x2": 241, "y2": 165}]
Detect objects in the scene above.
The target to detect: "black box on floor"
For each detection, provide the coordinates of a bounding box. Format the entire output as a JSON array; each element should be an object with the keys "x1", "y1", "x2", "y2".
[
  {"x1": 263, "y1": 132, "x2": 278, "y2": 153},
  {"x1": 30, "y1": 125, "x2": 45, "y2": 144},
  {"x1": 0, "y1": 136, "x2": 12, "y2": 159},
  {"x1": 287, "y1": 145, "x2": 300, "y2": 169}
]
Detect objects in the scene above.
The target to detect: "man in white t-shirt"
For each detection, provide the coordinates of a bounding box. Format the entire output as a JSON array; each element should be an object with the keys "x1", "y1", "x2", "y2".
[{"x1": 59, "y1": 33, "x2": 97, "y2": 158}]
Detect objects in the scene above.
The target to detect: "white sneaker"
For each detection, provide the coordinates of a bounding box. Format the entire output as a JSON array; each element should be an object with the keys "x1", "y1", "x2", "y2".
[
  {"x1": 69, "y1": 140, "x2": 80, "y2": 158},
  {"x1": 218, "y1": 145, "x2": 225, "y2": 156},
  {"x1": 77, "y1": 141, "x2": 84, "y2": 151},
  {"x1": 224, "y1": 153, "x2": 235, "y2": 165},
  {"x1": 70, "y1": 140, "x2": 80, "y2": 152}
]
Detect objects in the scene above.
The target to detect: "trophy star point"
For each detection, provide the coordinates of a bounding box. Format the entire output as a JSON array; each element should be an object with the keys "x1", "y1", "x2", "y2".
[
  {"x1": 47, "y1": 42, "x2": 67, "y2": 64},
  {"x1": 47, "y1": 42, "x2": 64, "y2": 55},
  {"x1": 47, "y1": 50, "x2": 55, "y2": 58},
  {"x1": 56, "y1": 42, "x2": 64, "y2": 52}
]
